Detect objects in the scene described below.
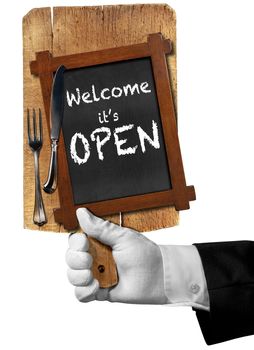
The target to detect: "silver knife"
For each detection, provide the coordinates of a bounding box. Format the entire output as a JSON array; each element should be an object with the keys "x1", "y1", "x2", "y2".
[{"x1": 43, "y1": 65, "x2": 66, "y2": 194}]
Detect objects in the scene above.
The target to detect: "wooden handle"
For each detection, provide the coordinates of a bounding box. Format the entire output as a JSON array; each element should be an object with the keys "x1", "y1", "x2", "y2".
[{"x1": 88, "y1": 237, "x2": 118, "y2": 288}]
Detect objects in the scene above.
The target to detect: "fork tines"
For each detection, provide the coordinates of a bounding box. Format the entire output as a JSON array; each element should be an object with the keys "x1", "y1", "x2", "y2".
[{"x1": 27, "y1": 108, "x2": 43, "y2": 148}]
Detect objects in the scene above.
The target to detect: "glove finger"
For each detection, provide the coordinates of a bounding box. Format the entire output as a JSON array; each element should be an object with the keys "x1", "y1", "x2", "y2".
[
  {"x1": 75, "y1": 279, "x2": 99, "y2": 302},
  {"x1": 96, "y1": 288, "x2": 109, "y2": 301},
  {"x1": 66, "y1": 249, "x2": 93, "y2": 270},
  {"x1": 67, "y1": 269, "x2": 93, "y2": 286},
  {"x1": 68, "y1": 233, "x2": 89, "y2": 252}
]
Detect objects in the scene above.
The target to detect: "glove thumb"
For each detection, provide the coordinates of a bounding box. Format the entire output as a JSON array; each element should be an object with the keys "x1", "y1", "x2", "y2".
[{"x1": 76, "y1": 208, "x2": 128, "y2": 248}]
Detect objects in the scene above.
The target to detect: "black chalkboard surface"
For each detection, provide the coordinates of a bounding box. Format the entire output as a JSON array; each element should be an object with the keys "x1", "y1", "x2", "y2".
[{"x1": 62, "y1": 58, "x2": 172, "y2": 205}]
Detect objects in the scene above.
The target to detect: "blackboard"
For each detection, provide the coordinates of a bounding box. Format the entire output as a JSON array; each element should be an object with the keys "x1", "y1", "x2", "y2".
[
  {"x1": 62, "y1": 58, "x2": 172, "y2": 205},
  {"x1": 31, "y1": 33, "x2": 195, "y2": 230}
]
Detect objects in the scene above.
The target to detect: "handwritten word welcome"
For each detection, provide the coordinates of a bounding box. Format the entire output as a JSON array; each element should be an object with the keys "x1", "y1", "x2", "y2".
[{"x1": 66, "y1": 81, "x2": 151, "y2": 107}]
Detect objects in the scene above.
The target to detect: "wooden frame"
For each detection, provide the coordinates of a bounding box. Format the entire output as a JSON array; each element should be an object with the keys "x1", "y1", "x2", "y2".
[{"x1": 30, "y1": 33, "x2": 195, "y2": 230}]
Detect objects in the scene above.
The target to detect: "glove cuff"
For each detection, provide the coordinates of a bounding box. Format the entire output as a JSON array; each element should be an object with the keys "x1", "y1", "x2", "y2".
[{"x1": 159, "y1": 245, "x2": 210, "y2": 311}]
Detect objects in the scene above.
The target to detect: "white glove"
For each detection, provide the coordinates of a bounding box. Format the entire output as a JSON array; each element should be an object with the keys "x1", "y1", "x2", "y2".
[
  {"x1": 66, "y1": 208, "x2": 210, "y2": 310},
  {"x1": 66, "y1": 208, "x2": 167, "y2": 304}
]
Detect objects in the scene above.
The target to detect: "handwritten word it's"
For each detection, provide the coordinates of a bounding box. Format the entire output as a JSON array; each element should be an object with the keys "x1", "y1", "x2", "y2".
[
  {"x1": 98, "y1": 109, "x2": 119, "y2": 124},
  {"x1": 70, "y1": 120, "x2": 160, "y2": 165},
  {"x1": 66, "y1": 81, "x2": 151, "y2": 107}
]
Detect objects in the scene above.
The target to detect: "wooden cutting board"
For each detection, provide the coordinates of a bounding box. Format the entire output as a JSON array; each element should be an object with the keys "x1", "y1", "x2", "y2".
[{"x1": 23, "y1": 4, "x2": 178, "y2": 287}]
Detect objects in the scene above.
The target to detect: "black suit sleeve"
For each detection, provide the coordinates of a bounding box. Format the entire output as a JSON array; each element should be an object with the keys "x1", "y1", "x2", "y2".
[{"x1": 193, "y1": 241, "x2": 254, "y2": 345}]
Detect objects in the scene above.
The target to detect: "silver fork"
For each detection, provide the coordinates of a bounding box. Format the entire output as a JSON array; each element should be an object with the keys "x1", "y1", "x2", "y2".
[{"x1": 27, "y1": 109, "x2": 47, "y2": 226}]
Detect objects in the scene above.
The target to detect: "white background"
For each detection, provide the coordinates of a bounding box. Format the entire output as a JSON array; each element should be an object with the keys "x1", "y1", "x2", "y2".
[{"x1": 0, "y1": 0, "x2": 253, "y2": 349}]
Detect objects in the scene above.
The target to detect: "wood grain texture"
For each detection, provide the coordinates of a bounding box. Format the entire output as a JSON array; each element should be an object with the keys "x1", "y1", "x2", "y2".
[
  {"x1": 24, "y1": 4, "x2": 178, "y2": 232},
  {"x1": 23, "y1": 8, "x2": 60, "y2": 232}
]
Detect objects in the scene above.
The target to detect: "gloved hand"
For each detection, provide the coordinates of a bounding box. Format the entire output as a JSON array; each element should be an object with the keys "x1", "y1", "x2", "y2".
[
  {"x1": 66, "y1": 208, "x2": 209, "y2": 310},
  {"x1": 66, "y1": 208, "x2": 167, "y2": 304}
]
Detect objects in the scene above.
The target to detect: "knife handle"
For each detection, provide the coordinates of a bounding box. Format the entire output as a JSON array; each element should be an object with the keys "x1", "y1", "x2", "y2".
[{"x1": 43, "y1": 140, "x2": 58, "y2": 194}]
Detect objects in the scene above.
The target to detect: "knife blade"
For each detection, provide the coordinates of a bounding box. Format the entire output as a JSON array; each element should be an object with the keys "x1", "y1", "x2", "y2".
[{"x1": 43, "y1": 65, "x2": 66, "y2": 194}]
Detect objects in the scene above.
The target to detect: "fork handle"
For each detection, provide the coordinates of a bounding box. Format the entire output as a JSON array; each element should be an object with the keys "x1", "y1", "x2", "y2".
[
  {"x1": 33, "y1": 152, "x2": 47, "y2": 226},
  {"x1": 43, "y1": 140, "x2": 58, "y2": 194}
]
